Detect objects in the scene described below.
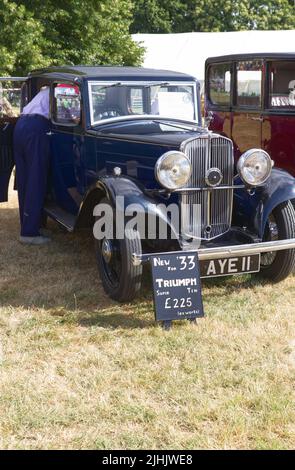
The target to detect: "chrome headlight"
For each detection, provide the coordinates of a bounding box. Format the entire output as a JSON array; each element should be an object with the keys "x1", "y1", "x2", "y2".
[
  {"x1": 155, "y1": 151, "x2": 191, "y2": 190},
  {"x1": 237, "y1": 149, "x2": 273, "y2": 187}
]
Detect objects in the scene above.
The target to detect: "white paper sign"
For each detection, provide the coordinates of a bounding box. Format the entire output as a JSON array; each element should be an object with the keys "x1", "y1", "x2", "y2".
[{"x1": 156, "y1": 92, "x2": 194, "y2": 120}]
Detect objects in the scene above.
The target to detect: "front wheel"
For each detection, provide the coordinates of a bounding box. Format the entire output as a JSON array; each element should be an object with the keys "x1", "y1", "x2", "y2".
[
  {"x1": 256, "y1": 200, "x2": 295, "y2": 283},
  {"x1": 94, "y1": 200, "x2": 143, "y2": 302}
]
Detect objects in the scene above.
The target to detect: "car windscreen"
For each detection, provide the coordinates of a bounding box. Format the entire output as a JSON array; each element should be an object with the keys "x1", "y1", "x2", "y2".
[{"x1": 88, "y1": 81, "x2": 197, "y2": 125}]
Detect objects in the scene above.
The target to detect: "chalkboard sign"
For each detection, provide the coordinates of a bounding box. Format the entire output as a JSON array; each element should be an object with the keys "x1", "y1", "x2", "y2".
[{"x1": 151, "y1": 252, "x2": 204, "y2": 323}]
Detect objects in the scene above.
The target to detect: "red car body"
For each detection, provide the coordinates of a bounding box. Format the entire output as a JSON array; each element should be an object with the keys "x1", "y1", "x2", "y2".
[{"x1": 205, "y1": 53, "x2": 295, "y2": 177}]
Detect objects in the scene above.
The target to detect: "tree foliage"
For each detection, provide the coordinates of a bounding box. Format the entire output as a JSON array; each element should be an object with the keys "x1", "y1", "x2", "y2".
[
  {"x1": 0, "y1": 0, "x2": 143, "y2": 76},
  {"x1": 0, "y1": 1, "x2": 45, "y2": 75},
  {"x1": 131, "y1": 0, "x2": 295, "y2": 33},
  {"x1": 1, "y1": 0, "x2": 294, "y2": 75}
]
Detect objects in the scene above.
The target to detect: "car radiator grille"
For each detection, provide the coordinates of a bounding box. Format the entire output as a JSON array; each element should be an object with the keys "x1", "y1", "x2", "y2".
[{"x1": 181, "y1": 134, "x2": 234, "y2": 241}]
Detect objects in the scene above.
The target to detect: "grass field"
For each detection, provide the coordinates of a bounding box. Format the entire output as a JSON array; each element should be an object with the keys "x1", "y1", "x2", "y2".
[{"x1": 0, "y1": 186, "x2": 295, "y2": 450}]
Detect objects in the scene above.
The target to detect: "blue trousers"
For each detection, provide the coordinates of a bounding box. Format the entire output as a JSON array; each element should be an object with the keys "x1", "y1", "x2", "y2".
[{"x1": 13, "y1": 115, "x2": 50, "y2": 237}]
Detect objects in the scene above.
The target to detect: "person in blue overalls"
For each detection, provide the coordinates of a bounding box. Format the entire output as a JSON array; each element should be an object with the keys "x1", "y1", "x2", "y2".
[{"x1": 13, "y1": 87, "x2": 51, "y2": 245}]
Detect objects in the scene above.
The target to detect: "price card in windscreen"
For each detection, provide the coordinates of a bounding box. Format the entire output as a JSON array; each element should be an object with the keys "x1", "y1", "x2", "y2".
[{"x1": 151, "y1": 252, "x2": 204, "y2": 322}]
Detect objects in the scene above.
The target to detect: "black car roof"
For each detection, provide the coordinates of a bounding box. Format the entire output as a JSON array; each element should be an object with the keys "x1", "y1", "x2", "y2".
[
  {"x1": 206, "y1": 52, "x2": 295, "y2": 65},
  {"x1": 28, "y1": 66, "x2": 198, "y2": 83}
]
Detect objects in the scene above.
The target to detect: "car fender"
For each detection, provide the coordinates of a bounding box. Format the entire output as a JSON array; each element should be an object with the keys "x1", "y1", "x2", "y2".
[
  {"x1": 76, "y1": 175, "x2": 180, "y2": 240},
  {"x1": 233, "y1": 169, "x2": 295, "y2": 238}
]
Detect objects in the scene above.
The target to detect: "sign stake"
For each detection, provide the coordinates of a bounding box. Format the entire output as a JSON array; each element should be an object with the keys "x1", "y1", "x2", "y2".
[{"x1": 162, "y1": 320, "x2": 172, "y2": 331}]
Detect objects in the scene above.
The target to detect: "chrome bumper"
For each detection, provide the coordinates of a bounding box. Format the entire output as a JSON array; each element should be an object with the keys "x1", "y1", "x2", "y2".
[{"x1": 132, "y1": 238, "x2": 295, "y2": 266}]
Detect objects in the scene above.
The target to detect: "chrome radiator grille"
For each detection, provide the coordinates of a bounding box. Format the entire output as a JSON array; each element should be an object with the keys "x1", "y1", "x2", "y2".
[{"x1": 181, "y1": 134, "x2": 234, "y2": 240}]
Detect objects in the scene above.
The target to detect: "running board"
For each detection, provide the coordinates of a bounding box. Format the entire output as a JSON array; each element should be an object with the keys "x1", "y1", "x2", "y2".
[{"x1": 44, "y1": 203, "x2": 76, "y2": 232}]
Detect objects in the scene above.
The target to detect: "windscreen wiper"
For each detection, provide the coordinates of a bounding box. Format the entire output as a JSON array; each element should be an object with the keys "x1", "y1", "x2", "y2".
[
  {"x1": 98, "y1": 81, "x2": 169, "y2": 90},
  {"x1": 144, "y1": 82, "x2": 170, "y2": 88},
  {"x1": 99, "y1": 82, "x2": 123, "y2": 90}
]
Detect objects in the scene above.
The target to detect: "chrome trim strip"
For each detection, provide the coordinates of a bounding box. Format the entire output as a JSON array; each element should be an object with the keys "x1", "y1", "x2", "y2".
[
  {"x1": 171, "y1": 185, "x2": 245, "y2": 193},
  {"x1": 132, "y1": 238, "x2": 295, "y2": 266},
  {"x1": 0, "y1": 77, "x2": 27, "y2": 81}
]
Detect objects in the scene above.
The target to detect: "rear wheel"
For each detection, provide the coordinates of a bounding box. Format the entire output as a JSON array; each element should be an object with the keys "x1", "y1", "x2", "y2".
[
  {"x1": 94, "y1": 198, "x2": 142, "y2": 302},
  {"x1": 257, "y1": 200, "x2": 295, "y2": 282}
]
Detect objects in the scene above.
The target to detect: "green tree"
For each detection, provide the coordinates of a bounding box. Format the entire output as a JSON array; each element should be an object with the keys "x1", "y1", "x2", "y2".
[
  {"x1": 130, "y1": 0, "x2": 186, "y2": 33},
  {"x1": 0, "y1": 0, "x2": 143, "y2": 76},
  {"x1": 131, "y1": 0, "x2": 295, "y2": 33},
  {"x1": 22, "y1": 0, "x2": 144, "y2": 65},
  {"x1": 0, "y1": 0, "x2": 46, "y2": 75}
]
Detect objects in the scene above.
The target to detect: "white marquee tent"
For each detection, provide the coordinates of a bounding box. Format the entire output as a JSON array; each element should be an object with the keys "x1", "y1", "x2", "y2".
[{"x1": 133, "y1": 30, "x2": 295, "y2": 87}]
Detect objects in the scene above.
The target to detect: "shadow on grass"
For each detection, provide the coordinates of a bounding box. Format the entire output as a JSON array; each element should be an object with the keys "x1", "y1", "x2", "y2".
[
  {"x1": 203, "y1": 273, "x2": 269, "y2": 291},
  {"x1": 0, "y1": 205, "x2": 282, "y2": 330},
  {"x1": 78, "y1": 310, "x2": 154, "y2": 330}
]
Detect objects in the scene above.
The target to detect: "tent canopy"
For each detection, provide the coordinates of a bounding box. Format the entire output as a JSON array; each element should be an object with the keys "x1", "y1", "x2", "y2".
[{"x1": 133, "y1": 30, "x2": 295, "y2": 87}]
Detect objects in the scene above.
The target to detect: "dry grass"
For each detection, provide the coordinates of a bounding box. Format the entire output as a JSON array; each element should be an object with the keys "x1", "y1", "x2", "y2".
[{"x1": 0, "y1": 185, "x2": 295, "y2": 450}]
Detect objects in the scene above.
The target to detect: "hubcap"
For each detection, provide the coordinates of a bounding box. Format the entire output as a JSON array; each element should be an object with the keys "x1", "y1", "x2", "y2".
[
  {"x1": 261, "y1": 216, "x2": 278, "y2": 266},
  {"x1": 101, "y1": 238, "x2": 112, "y2": 263}
]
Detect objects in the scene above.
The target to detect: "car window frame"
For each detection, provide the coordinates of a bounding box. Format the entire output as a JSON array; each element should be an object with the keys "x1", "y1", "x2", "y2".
[
  {"x1": 206, "y1": 61, "x2": 233, "y2": 110},
  {"x1": 265, "y1": 59, "x2": 295, "y2": 114},
  {"x1": 233, "y1": 59, "x2": 264, "y2": 111},
  {"x1": 51, "y1": 80, "x2": 82, "y2": 128}
]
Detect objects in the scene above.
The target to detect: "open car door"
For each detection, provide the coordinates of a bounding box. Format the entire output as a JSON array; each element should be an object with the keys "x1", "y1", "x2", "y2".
[{"x1": 0, "y1": 77, "x2": 27, "y2": 202}]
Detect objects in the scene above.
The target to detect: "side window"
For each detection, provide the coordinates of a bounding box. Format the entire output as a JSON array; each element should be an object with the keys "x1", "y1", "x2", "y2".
[
  {"x1": 269, "y1": 61, "x2": 295, "y2": 108},
  {"x1": 236, "y1": 60, "x2": 262, "y2": 108},
  {"x1": 129, "y1": 88, "x2": 144, "y2": 114},
  {"x1": 53, "y1": 83, "x2": 81, "y2": 124},
  {"x1": 208, "y1": 63, "x2": 231, "y2": 106},
  {"x1": 0, "y1": 80, "x2": 22, "y2": 118}
]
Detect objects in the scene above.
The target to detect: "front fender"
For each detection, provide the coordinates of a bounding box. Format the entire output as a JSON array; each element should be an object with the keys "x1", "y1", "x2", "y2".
[
  {"x1": 77, "y1": 175, "x2": 180, "y2": 240},
  {"x1": 233, "y1": 169, "x2": 295, "y2": 238}
]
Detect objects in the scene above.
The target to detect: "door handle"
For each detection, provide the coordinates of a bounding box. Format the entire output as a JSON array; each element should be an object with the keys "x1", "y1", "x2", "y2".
[
  {"x1": 46, "y1": 130, "x2": 54, "y2": 136},
  {"x1": 250, "y1": 116, "x2": 263, "y2": 122}
]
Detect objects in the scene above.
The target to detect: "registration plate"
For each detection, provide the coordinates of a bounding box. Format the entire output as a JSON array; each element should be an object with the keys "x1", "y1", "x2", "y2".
[{"x1": 200, "y1": 254, "x2": 261, "y2": 278}]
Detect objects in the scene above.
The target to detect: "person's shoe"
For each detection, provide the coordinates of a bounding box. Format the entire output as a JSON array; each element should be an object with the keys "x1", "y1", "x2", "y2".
[{"x1": 19, "y1": 235, "x2": 51, "y2": 245}]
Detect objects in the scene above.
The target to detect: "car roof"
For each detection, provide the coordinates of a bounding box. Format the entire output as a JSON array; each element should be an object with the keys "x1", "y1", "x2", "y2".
[
  {"x1": 28, "y1": 66, "x2": 198, "y2": 83},
  {"x1": 206, "y1": 52, "x2": 295, "y2": 65}
]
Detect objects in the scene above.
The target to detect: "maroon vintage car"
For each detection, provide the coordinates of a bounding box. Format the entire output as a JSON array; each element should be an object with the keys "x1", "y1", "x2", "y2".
[{"x1": 205, "y1": 53, "x2": 295, "y2": 177}]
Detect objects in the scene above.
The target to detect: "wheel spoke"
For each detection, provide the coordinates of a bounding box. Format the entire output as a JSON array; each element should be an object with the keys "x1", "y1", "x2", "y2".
[{"x1": 261, "y1": 214, "x2": 278, "y2": 267}]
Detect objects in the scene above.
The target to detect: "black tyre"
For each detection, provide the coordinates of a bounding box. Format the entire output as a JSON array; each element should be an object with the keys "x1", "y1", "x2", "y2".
[
  {"x1": 94, "y1": 198, "x2": 142, "y2": 302},
  {"x1": 257, "y1": 200, "x2": 295, "y2": 282}
]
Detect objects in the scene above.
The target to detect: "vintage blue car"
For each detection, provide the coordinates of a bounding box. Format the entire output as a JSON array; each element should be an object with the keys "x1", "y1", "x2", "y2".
[{"x1": 1, "y1": 66, "x2": 295, "y2": 302}]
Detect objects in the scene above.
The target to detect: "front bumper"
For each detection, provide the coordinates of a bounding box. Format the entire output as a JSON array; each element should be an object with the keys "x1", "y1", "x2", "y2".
[{"x1": 132, "y1": 238, "x2": 295, "y2": 266}]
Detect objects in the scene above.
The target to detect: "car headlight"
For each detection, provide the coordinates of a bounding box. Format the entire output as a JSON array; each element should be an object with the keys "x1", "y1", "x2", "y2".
[
  {"x1": 155, "y1": 151, "x2": 191, "y2": 190},
  {"x1": 237, "y1": 149, "x2": 273, "y2": 187}
]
